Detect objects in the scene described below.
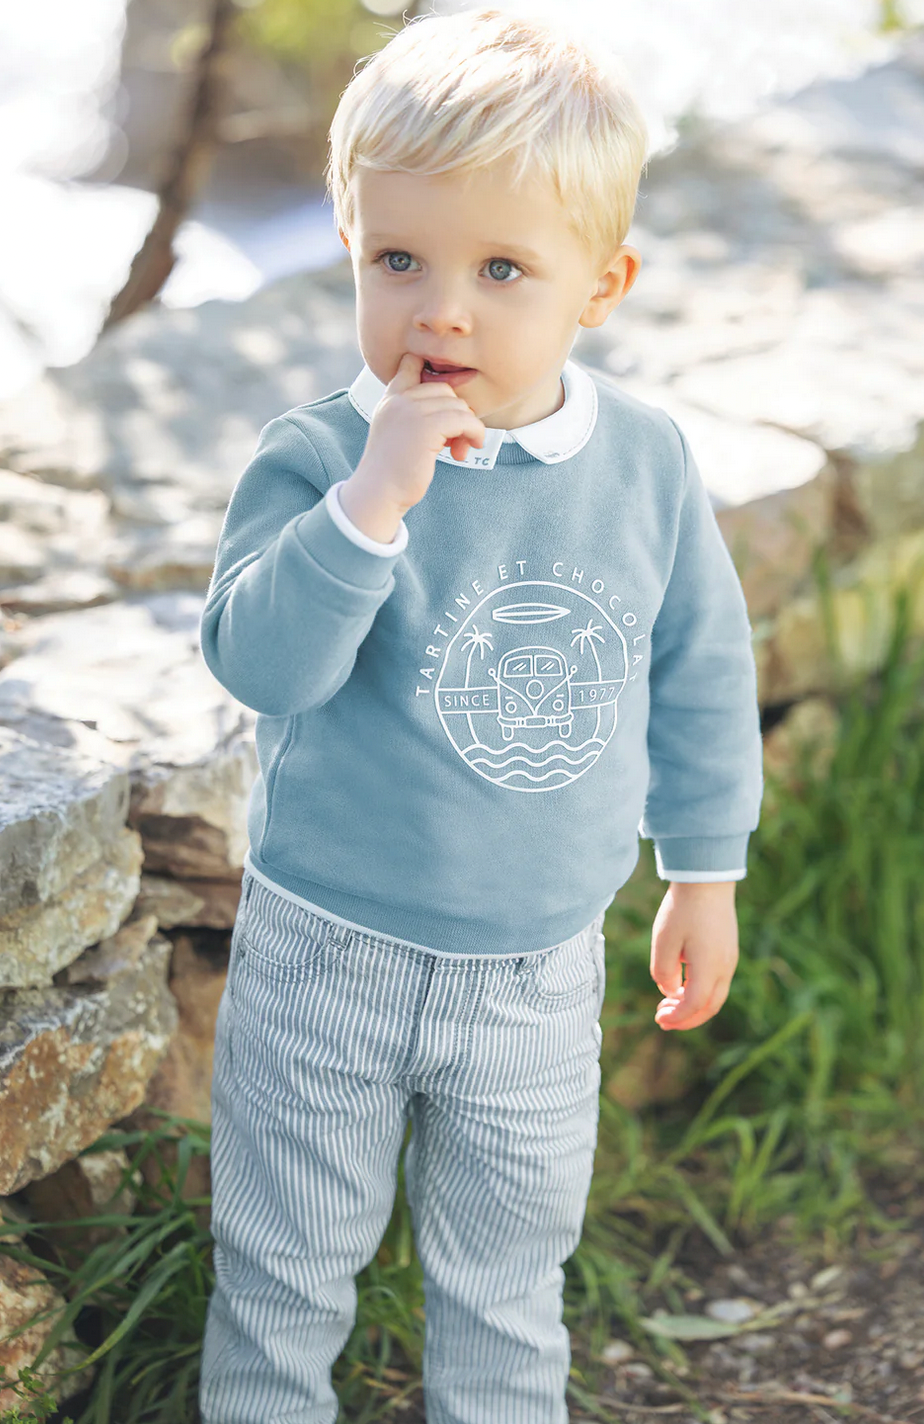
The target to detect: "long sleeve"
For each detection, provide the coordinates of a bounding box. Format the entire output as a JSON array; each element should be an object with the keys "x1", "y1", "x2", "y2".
[
  {"x1": 199, "y1": 415, "x2": 408, "y2": 716},
  {"x1": 640, "y1": 421, "x2": 764, "y2": 880}
]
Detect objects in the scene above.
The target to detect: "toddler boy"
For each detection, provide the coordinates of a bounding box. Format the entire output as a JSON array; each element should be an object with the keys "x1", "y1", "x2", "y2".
[{"x1": 198, "y1": 7, "x2": 763, "y2": 1422}]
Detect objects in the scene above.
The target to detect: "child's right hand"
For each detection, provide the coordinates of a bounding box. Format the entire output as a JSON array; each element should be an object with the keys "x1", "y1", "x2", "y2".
[{"x1": 353, "y1": 352, "x2": 487, "y2": 513}]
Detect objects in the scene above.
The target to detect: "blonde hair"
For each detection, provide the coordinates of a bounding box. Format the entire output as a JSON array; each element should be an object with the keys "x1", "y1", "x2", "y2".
[{"x1": 325, "y1": 6, "x2": 648, "y2": 266}]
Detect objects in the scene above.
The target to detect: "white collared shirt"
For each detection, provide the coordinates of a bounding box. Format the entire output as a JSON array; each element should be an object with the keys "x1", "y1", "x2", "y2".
[{"x1": 325, "y1": 357, "x2": 599, "y2": 556}]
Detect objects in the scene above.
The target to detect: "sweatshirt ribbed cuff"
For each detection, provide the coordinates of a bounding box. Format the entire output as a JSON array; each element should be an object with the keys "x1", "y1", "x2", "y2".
[
  {"x1": 293, "y1": 492, "x2": 403, "y2": 592},
  {"x1": 653, "y1": 834, "x2": 751, "y2": 882}
]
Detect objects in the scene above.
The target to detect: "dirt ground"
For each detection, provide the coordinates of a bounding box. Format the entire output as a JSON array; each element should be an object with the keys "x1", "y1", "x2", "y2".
[
  {"x1": 376, "y1": 1168, "x2": 924, "y2": 1424},
  {"x1": 572, "y1": 1184, "x2": 924, "y2": 1424},
  {"x1": 41, "y1": 1164, "x2": 923, "y2": 1423}
]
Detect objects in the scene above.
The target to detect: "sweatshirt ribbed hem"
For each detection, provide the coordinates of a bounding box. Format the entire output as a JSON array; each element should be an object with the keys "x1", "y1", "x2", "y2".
[{"x1": 246, "y1": 846, "x2": 625, "y2": 957}]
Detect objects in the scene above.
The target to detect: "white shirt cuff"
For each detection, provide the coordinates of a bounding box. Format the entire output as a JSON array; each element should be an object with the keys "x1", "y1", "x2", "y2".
[
  {"x1": 658, "y1": 867, "x2": 747, "y2": 882},
  {"x1": 325, "y1": 481, "x2": 409, "y2": 556}
]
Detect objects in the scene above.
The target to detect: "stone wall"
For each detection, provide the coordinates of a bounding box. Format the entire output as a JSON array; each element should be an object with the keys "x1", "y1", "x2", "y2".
[{"x1": 1, "y1": 32, "x2": 923, "y2": 1411}]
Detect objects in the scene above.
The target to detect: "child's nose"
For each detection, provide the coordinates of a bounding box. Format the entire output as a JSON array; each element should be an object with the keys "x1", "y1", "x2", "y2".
[{"x1": 413, "y1": 284, "x2": 473, "y2": 337}]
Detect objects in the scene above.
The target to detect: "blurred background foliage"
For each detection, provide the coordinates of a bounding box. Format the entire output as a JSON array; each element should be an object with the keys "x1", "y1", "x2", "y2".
[
  {"x1": 166, "y1": 0, "x2": 425, "y2": 184},
  {"x1": 234, "y1": 0, "x2": 401, "y2": 74}
]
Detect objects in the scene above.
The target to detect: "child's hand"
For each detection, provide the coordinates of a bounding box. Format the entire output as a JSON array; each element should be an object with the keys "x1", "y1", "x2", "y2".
[
  {"x1": 354, "y1": 352, "x2": 487, "y2": 513},
  {"x1": 650, "y1": 882, "x2": 740, "y2": 1031}
]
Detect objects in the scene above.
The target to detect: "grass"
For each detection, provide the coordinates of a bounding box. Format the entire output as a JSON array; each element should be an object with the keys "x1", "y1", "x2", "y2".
[{"x1": 1, "y1": 586, "x2": 922, "y2": 1423}]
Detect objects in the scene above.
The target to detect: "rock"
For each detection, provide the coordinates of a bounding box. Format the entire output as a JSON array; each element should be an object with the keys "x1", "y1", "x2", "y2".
[
  {"x1": 736, "y1": 1333, "x2": 777, "y2": 1354},
  {"x1": 755, "y1": 527, "x2": 924, "y2": 703},
  {"x1": 613, "y1": 383, "x2": 833, "y2": 620},
  {"x1": 22, "y1": 1148, "x2": 139, "y2": 1225},
  {"x1": 726, "y1": 1264, "x2": 761, "y2": 1293},
  {"x1": 0, "y1": 468, "x2": 109, "y2": 538},
  {"x1": 600, "y1": 1339, "x2": 636, "y2": 1364},
  {"x1": 0, "y1": 523, "x2": 45, "y2": 584},
  {"x1": 762, "y1": 696, "x2": 839, "y2": 793},
  {"x1": 673, "y1": 336, "x2": 923, "y2": 468},
  {"x1": 0, "y1": 469, "x2": 112, "y2": 598},
  {"x1": 0, "y1": 270, "x2": 361, "y2": 507},
  {"x1": 0, "y1": 921, "x2": 178, "y2": 1194},
  {"x1": 622, "y1": 1362, "x2": 654, "y2": 1380},
  {"x1": 0, "y1": 827, "x2": 143, "y2": 989},
  {"x1": 117, "y1": 931, "x2": 230, "y2": 1215},
  {"x1": 129, "y1": 730, "x2": 257, "y2": 881},
  {"x1": 0, "y1": 567, "x2": 120, "y2": 615},
  {"x1": 0, "y1": 706, "x2": 125, "y2": 764},
  {"x1": 129, "y1": 931, "x2": 226, "y2": 1130},
  {"x1": 705, "y1": 1299, "x2": 760, "y2": 1324},
  {"x1": 0, "y1": 449, "x2": 222, "y2": 603},
  {"x1": 0, "y1": 1192, "x2": 30, "y2": 1244},
  {"x1": 0, "y1": 1254, "x2": 94, "y2": 1413},
  {"x1": 811, "y1": 1265, "x2": 845, "y2": 1292},
  {"x1": 624, "y1": 38, "x2": 924, "y2": 466},
  {"x1": 0, "y1": 595, "x2": 258, "y2": 881},
  {"x1": 834, "y1": 206, "x2": 924, "y2": 279},
  {"x1": 578, "y1": 34, "x2": 924, "y2": 697},
  {"x1": 848, "y1": 423, "x2": 924, "y2": 543},
  {"x1": 823, "y1": 1328, "x2": 853, "y2": 1350},
  {"x1": 101, "y1": 515, "x2": 221, "y2": 593},
  {"x1": 705, "y1": 1343, "x2": 740, "y2": 1370},
  {"x1": 0, "y1": 724, "x2": 130, "y2": 917},
  {"x1": 0, "y1": 594, "x2": 217, "y2": 750},
  {"x1": 715, "y1": 477, "x2": 834, "y2": 623},
  {"x1": 60, "y1": 912, "x2": 160, "y2": 985},
  {"x1": 20, "y1": 1148, "x2": 140, "y2": 1275},
  {"x1": 0, "y1": 627, "x2": 18, "y2": 672},
  {"x1": 135, "y1": 870, "x2": 242, "y2": 929},
  {"x1": 615, "y1": 381, "x2": 829, "y2": 510}
]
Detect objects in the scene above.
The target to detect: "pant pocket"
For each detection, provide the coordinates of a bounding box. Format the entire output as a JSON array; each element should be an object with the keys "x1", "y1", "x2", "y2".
[{"x1": 519, "y1": 932, "x2": 597, "y2": 1009}]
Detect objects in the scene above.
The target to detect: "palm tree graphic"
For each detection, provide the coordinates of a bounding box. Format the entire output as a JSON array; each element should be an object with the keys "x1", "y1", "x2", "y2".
[
  {"x1": 461, "y1": 625, "x2": 495, "y2": 684},
  {"x1": 570, "y1": 619, "x2": 606, "y2": 679}
]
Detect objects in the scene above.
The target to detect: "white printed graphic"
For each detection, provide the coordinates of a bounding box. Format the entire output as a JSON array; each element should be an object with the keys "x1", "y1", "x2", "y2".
[{"x1": 435, "y1": 580, "x2": 632, "y2": 792}]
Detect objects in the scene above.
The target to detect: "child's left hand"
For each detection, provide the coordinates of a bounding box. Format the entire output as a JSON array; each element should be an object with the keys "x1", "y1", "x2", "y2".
[{"x1": 650, "y1": 881, "x2": 740, "y2": 1031}]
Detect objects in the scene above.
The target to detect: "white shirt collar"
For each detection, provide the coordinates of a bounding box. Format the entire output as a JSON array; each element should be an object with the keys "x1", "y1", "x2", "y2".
[{"x1": 347, "y1": 358, "x2": 598, "y2": 470}]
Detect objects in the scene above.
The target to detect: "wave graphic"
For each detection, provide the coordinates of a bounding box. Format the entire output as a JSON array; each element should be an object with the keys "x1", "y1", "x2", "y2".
[
  {"x1": 494, "y1": 764, "x2": 589, "y2": 785},
  {"x1": 460, "y1": 736, "x2": 607, "y2": 759},
  {"x1": 466, "y1": 746, "x2": 602, "y2": 772}
]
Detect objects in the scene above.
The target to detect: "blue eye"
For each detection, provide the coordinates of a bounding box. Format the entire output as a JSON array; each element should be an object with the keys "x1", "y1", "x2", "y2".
[
  {"x1": 486, "y1": 258, "x2": 521, "y2": 282},
  {"x1": 379, "y1": 251, "x2": 416, "y2": 273}
]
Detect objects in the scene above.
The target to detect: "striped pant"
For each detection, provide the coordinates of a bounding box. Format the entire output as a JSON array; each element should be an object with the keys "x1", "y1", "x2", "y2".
[{"x1": 200, "y1": 871, "x2": 607, "y2": 1424}]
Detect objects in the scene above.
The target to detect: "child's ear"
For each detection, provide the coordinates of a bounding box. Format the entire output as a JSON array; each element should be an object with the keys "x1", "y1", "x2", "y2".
[{"x1": 579, "y1": 246, "x2": 641, "y2": 328}]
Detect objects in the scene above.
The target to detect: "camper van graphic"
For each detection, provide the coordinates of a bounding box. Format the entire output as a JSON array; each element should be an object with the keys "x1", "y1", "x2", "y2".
[
  {"x1": 490, "y1": 648, "x2": 576, "y2": 739},
  {"x1": 434, "y1": 581, "x2": 634, "y2": 792}
]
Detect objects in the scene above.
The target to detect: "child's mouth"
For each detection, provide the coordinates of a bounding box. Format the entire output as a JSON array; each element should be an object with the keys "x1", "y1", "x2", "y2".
[{"x1": 421, "y1": 360, "x2": 476, "y2": 386}]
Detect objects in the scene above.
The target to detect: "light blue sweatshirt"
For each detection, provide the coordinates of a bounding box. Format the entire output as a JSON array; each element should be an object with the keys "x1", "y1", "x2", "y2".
[{"x1": 200, "y1": 358, "x2": 763, "y2": 956}]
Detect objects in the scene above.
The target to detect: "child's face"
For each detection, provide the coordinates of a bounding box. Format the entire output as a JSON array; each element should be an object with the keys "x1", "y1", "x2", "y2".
[{"x1": 339, "y1": 163, "x2": 640, "y2": 430}]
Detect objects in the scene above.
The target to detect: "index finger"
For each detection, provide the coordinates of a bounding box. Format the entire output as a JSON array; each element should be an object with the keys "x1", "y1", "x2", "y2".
[{"x1": 386, "y1": 352, "x2": 426, "y2": 391}]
